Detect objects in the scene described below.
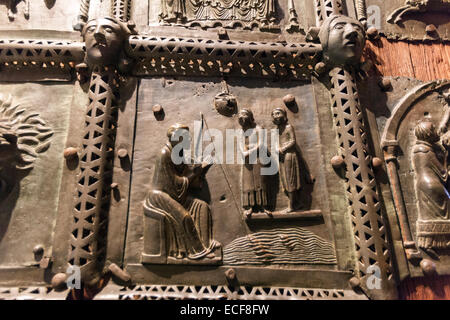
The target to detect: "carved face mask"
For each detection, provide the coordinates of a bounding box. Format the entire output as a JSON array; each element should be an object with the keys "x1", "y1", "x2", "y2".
[
  {"x1": 320, "y1": 15, "x2": 366, "y2": 67},
  {"x1": 83, "y1": 18, "x2": 125, "y2": 67}
]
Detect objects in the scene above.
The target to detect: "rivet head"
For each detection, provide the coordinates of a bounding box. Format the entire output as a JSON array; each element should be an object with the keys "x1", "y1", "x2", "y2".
[
  {"x1": 33, "y1": 244, "x2": 44, "y2": 255},
  {"x1": 283, "y1": 94, "x2": 296, "y2": 106},
  {"x1": 51, "y1": 273, "x2": 68, "y2": 291},
  {"x1": 331, "y1": 155, "x2": 345, "y2": 169},
  {"x1": 367, "y1": 27, "x2": 379, "y2": 39},
  {"x1": 314, "y1": 62, "x2": 326, "y2": 74},
  {"x1": 426, "y1": 24, "x2": 437, "y2": 34},
  {"x1": 420, "y1": 259, "x2": 437, "y2": 277},
  {"x1": 118, "y1": 149, "x2": 128, "y2": 159},
  {"x1": 218, "y1": 28, "x2": 228, "y2": 39},
  {"x1": 225, "y1": 268, "x2": 236, "y2": 281},
  {"x1": 372, "y1": 157, "x2": 384, "y2": 168},
  {"x1": 64, "y1": 147, "x2": 78, "y2": 160},
  {"x1": 379, "y1": 78, "x2": 392, "y2": 92},
  {"x1": 349, "y1": 277, "x2": 361, "y2": 289},
  {"x1": 152, "y1": 104, "x2": 163, "y2": 114}
]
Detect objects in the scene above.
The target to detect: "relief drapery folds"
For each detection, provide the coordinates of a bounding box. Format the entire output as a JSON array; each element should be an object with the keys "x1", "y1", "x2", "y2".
[
  {"x1": 142, "y1": 124, "x2": 222, "y2": 265},
  {"x1": 159, "y1": 0, "x2": 276, "y2": 27},
  {"x1": 238, "y1": 109, "x2": 269, "y2": 218},
  {"x1": 413, "y1": 118, "x2": 450, "y2": 252}
]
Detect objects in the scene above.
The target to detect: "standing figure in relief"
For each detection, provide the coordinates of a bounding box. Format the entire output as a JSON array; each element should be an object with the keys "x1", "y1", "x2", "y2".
[
  {"x1": 238, "y1": 109, "x2": 269, "y2": 218},
  {"x1": 159, "y1": 0, "x2": 186, "y2": 24},
  {"x1": 272, "y1": 108, "x2": 302, "y2": 213}
]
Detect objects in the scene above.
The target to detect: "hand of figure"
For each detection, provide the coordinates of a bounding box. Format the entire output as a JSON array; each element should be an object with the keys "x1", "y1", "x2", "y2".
[{"x1": 202, "y1": 155, "x2": 214, "y2": 169}]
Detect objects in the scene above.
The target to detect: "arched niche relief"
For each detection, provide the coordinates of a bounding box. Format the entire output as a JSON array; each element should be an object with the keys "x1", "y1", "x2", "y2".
[{"x1": 381, "y1": 80, "x2": 450, "y2": 270}]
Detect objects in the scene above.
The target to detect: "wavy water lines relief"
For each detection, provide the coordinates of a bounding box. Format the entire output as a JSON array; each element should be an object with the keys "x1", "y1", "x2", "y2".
[{"x1": 223, "y1": 227, "x2": 337, "y2": 265}]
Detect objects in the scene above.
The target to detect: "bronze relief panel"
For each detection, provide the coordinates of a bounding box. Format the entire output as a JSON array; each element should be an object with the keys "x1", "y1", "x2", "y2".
[
  {"x1": 0, "y1": 83, "x2": 73, "y2": 277},
  {"x1": 378, "y1": 78, "x2": 450, "y2": 277},
  {"x1": 122, "y1": 77, "x2": 346, "y2": 288}
]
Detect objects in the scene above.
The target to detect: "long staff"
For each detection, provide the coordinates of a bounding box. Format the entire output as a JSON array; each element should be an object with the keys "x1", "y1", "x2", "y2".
[{"x1": 200, "y1": 112, "x2": 251, "y2": 232}]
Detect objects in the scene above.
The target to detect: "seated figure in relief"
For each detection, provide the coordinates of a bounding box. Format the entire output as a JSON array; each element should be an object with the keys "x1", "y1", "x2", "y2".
[{"x1": 144, "y1": 123, "x2": 221, "y2": 262}]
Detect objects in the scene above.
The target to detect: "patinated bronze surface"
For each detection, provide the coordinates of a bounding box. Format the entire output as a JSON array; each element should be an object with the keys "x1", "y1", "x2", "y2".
[{"x1": 0, "y1": 0, "x2": 447, "y2": 300}]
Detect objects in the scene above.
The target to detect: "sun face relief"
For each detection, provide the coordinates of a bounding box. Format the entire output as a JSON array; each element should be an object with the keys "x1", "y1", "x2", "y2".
[
  {"x1": 82, "y1": 18, "x2": 126, "y2": 67},
  {"x1": 319, "y1": 15, "x2": 366, "y2": 67}
]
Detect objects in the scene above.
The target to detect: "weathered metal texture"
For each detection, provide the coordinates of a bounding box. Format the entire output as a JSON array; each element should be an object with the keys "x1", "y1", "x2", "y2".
[
  {"x1": 380, "y1": 79, "x2": 450, "y2": 277},
  {"x1": 2, "y1": 0, "x2": 447, "y2": 300},
  {"x1": 68, "y1": 66, "x2": 119, "y2": 287},
  {"x1": 94, "y1": 283, "x2": 367, "y2": 300},
  {"x1": 314, "y1": 1, "x2": 397, "y2": 298},
  {"x1": 328, "y1": 67, "x2": 395, "y2": 297},
  {"x1": 365, "y1": 0, "x2": 450, "y2": 41},
  {"x1": 0, "y1": 83, "x2": 75, "y2": 289},
  {"x1": 127, "y1": 36, "x2": 322, "y2": 80},
  {"x1": 0, "y1": 35, "x2": 321, "y2": 80},
  {"x1": 65, "y1": 14, "x2": 137, "y2": 289},
  {"x1": 0, "y1": 39, "x2": 84, "y2": 65},
  {"x1": 157, "y1": 0, "x2": 278, "y2": 31},
  {"x1": 0, "y1": 2, "x2": 79, "y2": 32},
  {"x1": 123, "y1": 76, "x2": 356, "y2": 291}
]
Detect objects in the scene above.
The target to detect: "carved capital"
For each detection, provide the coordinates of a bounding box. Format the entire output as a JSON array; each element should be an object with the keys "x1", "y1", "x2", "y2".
[{"x1": 383, "y1": 143, "x2": 400, "y2": 163}]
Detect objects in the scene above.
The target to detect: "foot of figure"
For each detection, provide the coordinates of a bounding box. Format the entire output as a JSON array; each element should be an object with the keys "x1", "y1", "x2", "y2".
[
  {"x1": 282, "y1": 207, "x2": 295, "y2": 214},
  {"x1": 263, "y1": 208, "x2": 273, "y2": 217},
  {"x1": 244, "y1": 208, "x2": 253, "y2": 219}
]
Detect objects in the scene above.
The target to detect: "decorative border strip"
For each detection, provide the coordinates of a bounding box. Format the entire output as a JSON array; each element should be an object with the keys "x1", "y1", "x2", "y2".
[
  {"x1": 0, "y1": 287, "x2": 69, "y2": 300},
  {"x1": 95, "y1": 284, "x2": 367, "y2": 300},
  {"x1": 126, "y1": 36, "x2": 322, "y2": 79}
]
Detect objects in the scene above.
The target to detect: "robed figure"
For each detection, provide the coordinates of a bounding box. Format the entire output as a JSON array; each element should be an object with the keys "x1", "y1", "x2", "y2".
[
  {"x1": 238, "y1": 109, "x2": 269, "y2": 218},
  {"x1": 412, "y1": 119, "x2": 450, "y2": 252},
  {"x1": 144, "y1": 123, "x2": 221, "y2": 263},
  {"x1": 272, "y1": 108, "x2": 303, "y2": 213}
]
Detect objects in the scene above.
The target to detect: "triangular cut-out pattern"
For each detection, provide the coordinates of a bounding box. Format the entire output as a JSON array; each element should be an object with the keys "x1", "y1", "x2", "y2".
[
  {"x1": 0, "y1": 287, "x2": 66, "y2": 300},
  {"x1": 0, "y1": 39, "x2": 84, "y2": 69},
  {"x1": 112, "y1": 0, "x2": 131, "y2": 22},
  {"x1": 128, "y1": 36, "x2": 321, "y2": 80},
  {"x1": 328, "y1": 67, "x2": 392, "y2": 291},
  {"x1": 112, "y1": 285, "x2": 358, "y2": 300},
  {"x1": 69, "y1": 67, "x2": 118, "y2": 282},
  {"x1": 314, "y1": 0, "x2": 344, "y2": 26}
]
